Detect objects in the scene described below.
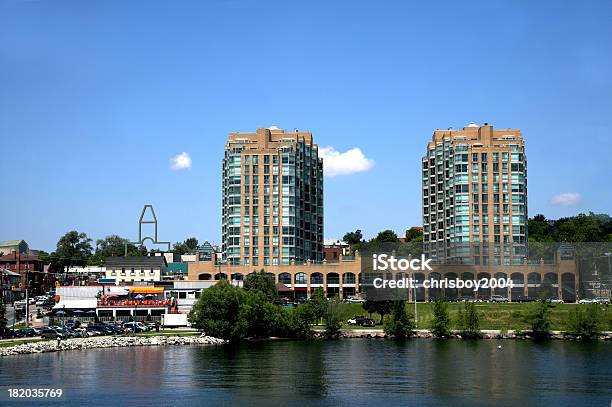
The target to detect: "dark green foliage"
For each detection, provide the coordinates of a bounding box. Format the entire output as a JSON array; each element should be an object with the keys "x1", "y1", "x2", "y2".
[
  {"x1": 189, "y1": 281, "x2": 248, "y2": 342},
  {"x1": 374, "y1": 230, "x2": 399, "y2": 243},
  {"x1": 524, "y1": 300, "x2": 552, "y2": 339},
  {"x1": 323, "y1": 298, "x2": 343, "y2": 339},
  {"x1": 342, "y1": 230, "x2": 363, "y2": 245},
  {"x1": 189, "y1": 280, "x2": 316, "y2": 342},
  {"x1": 241, "y1": 291, "x2": 282, "y2": 338},
  {"x1": 243, "y1": 270, "x2": 279, "y2": 304},
  {"x1": 309, "y1": 288, "x2": 328, "y2": 323},
  {"x1": 383, "y1": 300, "x2": 416, "y2": 339},
  {"x1": 528, "y1": 212, "x2": 612, "y2": 242},
  {"x1": 431, "y1": 299, "x2": 451, "y2": 338},
  {"x1": 173, "y1": 237, "x2": 200, "y2": 255},
  {"x1": 362, "y1": 300, "x2": 392, "y2": 324},
  {"x1": 456, "y1": 302, "x2": 482, "y2": 339},
  {"x1": 567, "y1": 304, "x2": 602, "y2": 339},
  {"x1": 538, "y1": 279, "x2": 556, "y2": 300},
  {"x1": 405, "y1": 227, "x2": 423, "y2": 242},
  {"x1": 283, "y1": 305, "x2": 315, "y2": 339},
  {"x1": 88, "y1": 235, "x2": 147, "y2": 265},
  {"x1": 48, "y1": 230, "x2": 93, "y2": 271}
]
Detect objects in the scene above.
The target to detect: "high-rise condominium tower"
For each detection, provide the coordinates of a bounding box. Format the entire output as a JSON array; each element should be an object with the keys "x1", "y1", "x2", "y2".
[
  {"x1": 222, "y1": 127, "x2": 324, "y2": 266},
  {"x1": 422, "y1": 123, "x2": 527, "y2": 265}
]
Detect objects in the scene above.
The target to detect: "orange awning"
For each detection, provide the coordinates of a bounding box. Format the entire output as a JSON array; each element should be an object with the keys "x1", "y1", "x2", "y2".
[{"x1": 128, "y1": 287, "x2": 164, "y2": 294}]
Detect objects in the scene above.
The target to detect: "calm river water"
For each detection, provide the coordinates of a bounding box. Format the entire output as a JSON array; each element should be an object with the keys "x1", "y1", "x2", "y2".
[{"x1": 1, "y1": 339, "x2": 611, "y2": 406}]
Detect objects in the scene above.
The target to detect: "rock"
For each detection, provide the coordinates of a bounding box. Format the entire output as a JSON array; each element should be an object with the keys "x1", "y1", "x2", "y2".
[{"x1": 0, "y1": 334, "x2": 227, "y2": 357}]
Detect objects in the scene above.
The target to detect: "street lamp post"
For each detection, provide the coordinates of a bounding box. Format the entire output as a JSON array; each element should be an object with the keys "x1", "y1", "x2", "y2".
[{"x1": 412, "y1": 272, "x2": 418, "y2": 328}]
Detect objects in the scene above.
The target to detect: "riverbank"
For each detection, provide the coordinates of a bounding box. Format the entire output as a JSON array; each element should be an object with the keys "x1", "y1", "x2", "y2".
[
  {"x1": 314, "y1": 328, "x2": 612, "y2": 340},
  {"x1": 335, "y1": 302, "x2": 612, "y2": 331},
  {"x1": 0, "y1": 335, "x2": 226, "y2": 357}
]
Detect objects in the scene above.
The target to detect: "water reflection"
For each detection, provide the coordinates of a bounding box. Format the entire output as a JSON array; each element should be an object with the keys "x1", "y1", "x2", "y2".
[{"x1": 0, "y1": 340, "x2": 610, "y2": 406}]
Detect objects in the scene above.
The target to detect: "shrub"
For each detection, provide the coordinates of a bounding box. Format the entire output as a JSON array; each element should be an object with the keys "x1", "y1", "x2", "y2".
[
  {"x1": 524, "y1": 300, "x2": 551, "y2": 340},
  {"x1": 431, "y1": 299, "x2": 451, "y2": 338},
  {"x1": 383, "y1": 300, "x2": 416, "y2": 339},
  {"x1": 567, "y1": 304, "x2": 602, "y2": 339},
  {"x1": 284, "y1": 305, "x2": 315, "y2": 339},
  {"x1": 362, "y1": 300, "x2": 392, "y2": 324},
  {"x1": 456, "y1": 302, "x2": 482, "y2": 339},
  {"x1": 323, "y1": 298, "x2": 343, "y2": 339},
  {"x1": 189, "y1": 281, "x2": 248, "y2": 342},
  {"x1": 309, "y1": 288, "x2": 328, "y2": 325},
  {"x1": 243, "y1": 270, "x2": 279, "y2": 304}
]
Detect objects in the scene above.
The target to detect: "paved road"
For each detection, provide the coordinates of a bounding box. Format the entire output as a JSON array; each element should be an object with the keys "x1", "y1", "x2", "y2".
[{"x1": 3, "y1": 304, "x2": 47, "y2": 328}]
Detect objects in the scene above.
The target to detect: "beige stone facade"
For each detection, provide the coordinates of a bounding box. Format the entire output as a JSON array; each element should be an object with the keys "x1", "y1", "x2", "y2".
[
  {"x1": 222, "y1": 127, "x2": 324, "y2": 268},
  {"x1": 422, "y1": 123, "x2": 527, "y2": 265},
  {"x1": 188, "y1": 252, "x2": 579, "y2": 301}
]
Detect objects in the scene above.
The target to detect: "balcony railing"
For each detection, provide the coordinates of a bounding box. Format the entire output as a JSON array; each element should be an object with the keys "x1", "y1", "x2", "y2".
[{"x1": 97, "y1": 299, "x2": 169, "y2": 307}]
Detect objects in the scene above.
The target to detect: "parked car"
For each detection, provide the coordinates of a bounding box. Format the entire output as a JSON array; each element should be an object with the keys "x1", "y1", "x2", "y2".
[
  {"x1": 13, "y1": 328, "x2": 38, "y2": 338},
  {"x1": 593, "y1": 297, "x2": 610, "y2": 304},
  {"x1": 123, "y1": 322, "x2": 146, "y2": 333},
  {"x1": 513, "y1": 295, "x2": 535, "y2": 303},
  {"x1": 358, "y1": 318, "x2": 376, "y2": 327},
  {"x1": 490, "y1": 295, "x2": 509, "y2": 303},
  {"x1": 40, "y1": 328, "x2": 63, "y2": 339},
  {"x1": 1, "y1": 328, "x2": 15, "y2": 339},
  {"x1": 345, "y1": 297, "x2": 365, "y2": 304},
  {"x1": 347, "y1": 316, "x2": 367, "y2": 325},
  {"x1": 549, "y1": 298, "x2": 564, "y2": 304},
  {"x1": 86, "y1": 326, "x2": 104, "y2": 336},
  {"x1": 578, "y1": 298, "x2": 594, "y2": 304}
]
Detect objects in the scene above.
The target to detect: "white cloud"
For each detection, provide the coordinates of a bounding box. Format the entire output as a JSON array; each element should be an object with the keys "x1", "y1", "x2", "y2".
[
  {"x1": 550, "y1": 192, "x2": 581, "y2": 206},
  {"x1": 319, "y1": 146, "x2": 374, "y2": 177},
  {"x1": 170, "y1": 152, "x2": 192, "y2": 170}
]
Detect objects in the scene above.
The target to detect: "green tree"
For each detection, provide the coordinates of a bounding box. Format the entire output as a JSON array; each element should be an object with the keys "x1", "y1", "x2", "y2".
[
  {"x1": 431, "y1": 299, "x2": 451, "y2": 338},
  {"x1": 362, "y1": 300, "x2": 392, "y2": 324},
  {"x1": 567, "y1": 303, "x2": 602, "y2": 339},
  {"x1": 241, "y1": 291, "x2": 281, "y2": 338},
  {"x1": 243, "y1": 270, "x2": 279, "y2": 303},
  {"x1": 309, "y1": 288, "x2": 328, "y2": 324},
  {"x1": 323, "y1": 297, "x2": 343, "y2": 339},
  {"x1": 374, "y1": 230, "x2": 399, "y2": 243},
  {"x1": 173, "y1": 237, "x2": 200, "y2": 255},
  {"x1": 405, "y1": 227, "x2": 423, "y2": 242},
  {"x1": 342, "y1": 230, "x2": 363, "y2": 245},
  {"x1": 538, "y1": 279, "x2": 556, "y2": 300},
  {"x1": 524, "y1": 300, "x2": 552, "y2": 340},
  {"x1": 51, "y1": 231, "x2": 93, "y2": 271},
  {"x1": 456, "y1": 302, "x2": 481, "y2": 339},
  {"x1": 88, "y1": 235, "x2": 147, "y2": 265},
  {"x1": 189, "y1": 281, "x2": 248, "y2": 342},
  {"x1": 282, "y1": 304, "x2": 315, "y2": 339},
  {"x1": 383, "y1": 300, "x2": 416, "y2": 339}
]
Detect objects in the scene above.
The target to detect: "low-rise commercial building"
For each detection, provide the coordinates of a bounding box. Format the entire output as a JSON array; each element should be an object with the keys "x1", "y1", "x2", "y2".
[
  {"x1": 188, "y1": 247, "x2": 580, "y2": 301},
  {"x1": 0, "y1": 252, "x2": 53, "y2": 297},
  {"x1": 105, "y1": 256, "x2": 167, "y2": 283}
]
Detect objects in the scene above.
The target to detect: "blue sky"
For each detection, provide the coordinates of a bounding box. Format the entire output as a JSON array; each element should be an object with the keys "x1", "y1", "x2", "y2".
[{"x1": 1, "y1": 0, "x2": 611, "y2": 252}]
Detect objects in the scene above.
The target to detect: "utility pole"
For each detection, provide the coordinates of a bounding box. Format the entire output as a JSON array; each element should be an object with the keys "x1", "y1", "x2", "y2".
[{"x1": 606, "y1": 253, "x2": 612, "y2": 298}]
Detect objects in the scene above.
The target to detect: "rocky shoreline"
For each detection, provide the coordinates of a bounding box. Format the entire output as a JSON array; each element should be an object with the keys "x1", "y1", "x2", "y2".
[
  {"x1": 318, "y1": 329, "x2": 612, "y2": 340},
  {"x1": 0, "y1": 335, "x2": 226, "y2": 357}
]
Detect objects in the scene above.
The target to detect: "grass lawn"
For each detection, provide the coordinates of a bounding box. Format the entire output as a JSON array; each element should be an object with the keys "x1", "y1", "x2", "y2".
[
  {"x1": 0, "y1": 339, "x2": 46, "y2": 348},
  {"x1": 335, "y1": 302, "x2": 612, "y2": 331}
]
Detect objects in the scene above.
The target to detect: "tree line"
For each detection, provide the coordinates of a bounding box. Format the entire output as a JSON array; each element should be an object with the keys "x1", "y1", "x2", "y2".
[{"x1": 38, "y1": 230, "x2": 202, "y2": 272}]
